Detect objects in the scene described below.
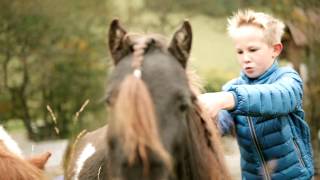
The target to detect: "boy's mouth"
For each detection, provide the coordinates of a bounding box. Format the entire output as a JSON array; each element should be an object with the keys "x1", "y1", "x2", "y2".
[{"x1": 245, "y1": 67, "x2": 254, "y2": 73}]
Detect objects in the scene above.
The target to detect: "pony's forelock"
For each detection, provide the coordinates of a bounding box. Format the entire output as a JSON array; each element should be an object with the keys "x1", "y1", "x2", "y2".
[{"x1": 109, "y1": 74, "x2": 172, "y2": 174}]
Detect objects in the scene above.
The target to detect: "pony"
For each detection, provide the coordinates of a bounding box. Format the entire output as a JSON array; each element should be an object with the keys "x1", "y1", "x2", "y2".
[
  {"x1": 0, "y1": 125, "x2": 51, "y2": 180},
  {"x1": 64, "y1": 19, "x2": 231, "y2": 180}
]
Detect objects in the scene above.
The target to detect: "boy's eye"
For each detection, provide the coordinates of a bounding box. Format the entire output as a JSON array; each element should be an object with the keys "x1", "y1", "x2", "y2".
[
  {"x1": 249, "y1": 48, "x2": 258, "y2": 52},
  {"x1": 237, "y1": 50, "x2": 243, "y2": 54}
]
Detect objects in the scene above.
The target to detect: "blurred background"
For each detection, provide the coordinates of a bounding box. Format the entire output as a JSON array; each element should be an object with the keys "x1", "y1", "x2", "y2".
[{"x1": 0, "y1": 0, "x2": 319, "y2": 178}]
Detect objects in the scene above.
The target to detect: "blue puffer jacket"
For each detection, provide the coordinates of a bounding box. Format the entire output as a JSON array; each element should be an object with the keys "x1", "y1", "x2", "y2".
[{"x1": 219, "y1": 61, "x2": 314, "y2": 179}]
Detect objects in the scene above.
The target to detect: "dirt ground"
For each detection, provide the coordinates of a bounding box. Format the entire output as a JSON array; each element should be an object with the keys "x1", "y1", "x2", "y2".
[
  {"x1": 11, "y1": 132, "x2": 67, "y2": 179},
  {"x1": 221, "y1": 136, "x2": 241, "y2": 179}
]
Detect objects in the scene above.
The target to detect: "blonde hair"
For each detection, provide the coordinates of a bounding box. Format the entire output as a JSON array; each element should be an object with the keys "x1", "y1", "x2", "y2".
[{"x1": 227, "y1": 9, "x2": 285, "y2": 45}]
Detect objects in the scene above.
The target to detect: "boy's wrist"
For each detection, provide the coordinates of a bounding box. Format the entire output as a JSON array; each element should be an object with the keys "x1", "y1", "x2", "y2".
[
  {"x1": 198, "y1": 92, "x2": 235, "y2": 111},
  {"x1": 219, "y1": 92, "x2": 235, "y2": 110}
]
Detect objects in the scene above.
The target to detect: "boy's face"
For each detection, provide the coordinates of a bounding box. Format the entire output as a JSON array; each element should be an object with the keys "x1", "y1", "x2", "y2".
[{"x1": 232, "y1": 25, "x2": 281, "y2": 78}]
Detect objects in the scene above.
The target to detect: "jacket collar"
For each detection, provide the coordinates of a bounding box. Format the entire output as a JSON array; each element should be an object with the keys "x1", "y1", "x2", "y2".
[{"x1": 240, "y1": 60, "x2": 279, "y2": 84}]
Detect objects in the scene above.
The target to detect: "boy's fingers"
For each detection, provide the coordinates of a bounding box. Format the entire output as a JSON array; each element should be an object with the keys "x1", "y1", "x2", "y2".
[{"x1": 197, "y1": 94, "x2": 213, "y2": 108}]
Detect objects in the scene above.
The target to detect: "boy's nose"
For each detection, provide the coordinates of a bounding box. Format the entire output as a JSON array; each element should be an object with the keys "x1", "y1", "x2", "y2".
[{"x1": 243, "y1": 54, "x2": 251, "y2": 63}]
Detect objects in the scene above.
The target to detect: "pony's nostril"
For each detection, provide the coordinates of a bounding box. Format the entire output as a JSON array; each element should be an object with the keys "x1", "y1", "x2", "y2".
[
  {"x1": 179, "y1": 103, "x2": 189, "y2": 112},
  {"x1": 129, "y1": 45, "x2": 134, "y2": 52},
  {"x1": 108, "y1": 138, "x2": 117, "y2": 150},
  {"x1": 149, "y1": 38, "x2": 155, "y2": 45}
]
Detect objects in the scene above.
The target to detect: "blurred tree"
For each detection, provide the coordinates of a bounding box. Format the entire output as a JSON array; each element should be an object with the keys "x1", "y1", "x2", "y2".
[
  {"x1": 144, "y1": 0, "x2": 239, "y2": 17},
  {"x1": 0, "y1": 0, "x2": 110, "y2": 140},
  {"x1": 0, "y1": 0, "x2": 51, "y2": 139}
]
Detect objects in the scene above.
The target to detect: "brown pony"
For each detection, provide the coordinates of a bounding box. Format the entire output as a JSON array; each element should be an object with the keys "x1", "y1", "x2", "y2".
[
  {"x1": 0, "y1": 126, "x2": 51, "y2": 180},
  {"x1": 64, "y1": 19, "x2": 231, "y2": 180}
]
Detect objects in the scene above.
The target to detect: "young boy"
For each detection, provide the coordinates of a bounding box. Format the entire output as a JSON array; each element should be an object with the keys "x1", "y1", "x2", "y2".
[{"x1": 199, "y1": 10, "x2": 314, "y2": 179}]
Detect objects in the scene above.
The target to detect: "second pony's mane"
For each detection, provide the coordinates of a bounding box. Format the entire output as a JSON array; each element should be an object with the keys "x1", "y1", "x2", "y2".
[{"x1": 0, "y1": 126, "x2": 46, "y2": 180}]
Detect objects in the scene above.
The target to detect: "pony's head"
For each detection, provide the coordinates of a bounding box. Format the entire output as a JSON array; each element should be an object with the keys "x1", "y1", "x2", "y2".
[{"x1": 105, "y1": 19, "x2": 193, "y2": 180}]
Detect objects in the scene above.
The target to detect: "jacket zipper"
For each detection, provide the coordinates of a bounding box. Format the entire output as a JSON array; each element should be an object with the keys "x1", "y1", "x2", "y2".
[
  {"x1": 247, "y1": 117, "x2": 271, "y2": 180},
  {"x1": 293, "y1": 138, "x2": 306, "y2": 168}
]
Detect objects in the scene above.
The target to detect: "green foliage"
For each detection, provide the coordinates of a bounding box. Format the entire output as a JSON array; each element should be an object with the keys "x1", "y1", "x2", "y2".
[
  {"x1": 0, "y1": 0, "x2": 241, "y2": 141},
  {"x1": 144, "y1": 0, "x2": 239, "y2": 17},
  {"x1": 0, "y1": 0, "x2": 110, "y2": 140}
]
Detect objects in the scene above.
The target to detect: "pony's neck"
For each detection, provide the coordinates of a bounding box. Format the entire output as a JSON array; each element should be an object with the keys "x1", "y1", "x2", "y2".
[
  {"x1": 183, "y1": 100, "x2": 232, "y2": 180},
  {"x1": 0, "y1": 126, "x2": 23, "y2": 158},
  {"x1": 0, "y1": 142, "x2": 44, "y2": 180}
]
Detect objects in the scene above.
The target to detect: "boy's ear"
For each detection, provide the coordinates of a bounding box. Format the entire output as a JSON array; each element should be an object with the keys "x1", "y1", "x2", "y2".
[{"x1": 273, "y1": 43, "x2": 283, "y2": 57}]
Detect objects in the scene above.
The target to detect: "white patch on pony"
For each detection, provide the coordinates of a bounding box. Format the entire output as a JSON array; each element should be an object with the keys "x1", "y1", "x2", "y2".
[
  {"x1": 0, "y1": 125, "x2": 23, "y2": 158},
  {"x1": 74, "y1": 143, "x2": 96, "y2": 180}
]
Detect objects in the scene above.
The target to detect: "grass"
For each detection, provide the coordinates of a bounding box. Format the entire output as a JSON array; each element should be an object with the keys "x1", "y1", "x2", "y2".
[
  {"x1": 4, "y1": 119, "x2": 26, "y2": 133},
  {"x1": 190, "y1": 15, "x2": 238, "y2": 72},
  {"x1": 188, "y1": 15, "x2": 240, "y2": 90}
]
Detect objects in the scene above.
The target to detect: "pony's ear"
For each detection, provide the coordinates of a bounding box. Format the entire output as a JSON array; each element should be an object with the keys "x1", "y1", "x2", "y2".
[
  {"x1": 27, "y1": 151, "x2": 51, "y2": 170},
  {"x1": 168, "y1": 20, "x2": 192, "y2": 69},
  {"x1": 109, "y1": 18, "x2": 127, "y2": 65}
]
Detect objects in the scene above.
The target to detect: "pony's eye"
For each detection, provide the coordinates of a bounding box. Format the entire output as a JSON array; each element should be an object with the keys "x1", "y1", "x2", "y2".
[
  {"x1": 105, "y1": 97, "x2": 112, "y2": 105},
  {"x1": 105, "y1": 95, "x2": 115, "y2": 106}
]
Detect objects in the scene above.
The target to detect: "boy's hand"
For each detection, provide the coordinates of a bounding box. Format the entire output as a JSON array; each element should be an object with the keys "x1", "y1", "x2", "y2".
[{"x1": 198, "y1": 92, "x2": 235, "y2": 117}]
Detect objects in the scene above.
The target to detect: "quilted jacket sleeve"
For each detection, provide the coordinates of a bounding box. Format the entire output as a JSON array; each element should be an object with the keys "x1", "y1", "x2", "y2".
[
  {"x1": 217, "y1": 110, "x2": 234, "y2": 136},
  {"x1": 227, "y1": 71, "x2": 303, "y2": 117},
  {"x1": 215, "y1": 78, "x2": 241, "y2": 135}
]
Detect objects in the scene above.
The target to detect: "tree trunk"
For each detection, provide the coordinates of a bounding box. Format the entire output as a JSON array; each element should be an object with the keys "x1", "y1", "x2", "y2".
[
  {"x1": 305, "y1": 45, "x2": 320, "y2": 175},
  {"x1": 19, "y1": 89, "x2": 37, "y2": 140}
]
